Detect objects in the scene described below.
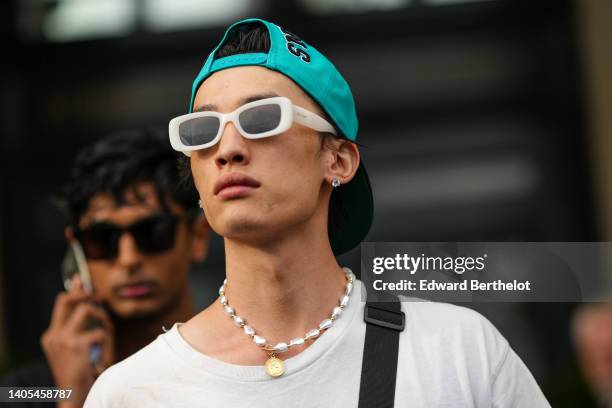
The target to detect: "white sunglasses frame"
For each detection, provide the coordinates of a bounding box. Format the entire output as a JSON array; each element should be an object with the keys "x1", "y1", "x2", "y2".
[{"x1": 169, "y1": 96, "x2": 337, "y2": 157}]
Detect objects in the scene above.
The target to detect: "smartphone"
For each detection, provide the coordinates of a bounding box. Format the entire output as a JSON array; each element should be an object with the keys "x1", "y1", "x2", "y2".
[
  {"x1": 61, "y1": 241, "x2": 102, "y2": 365},
  {"x1": 62, "y1": 240, "x2": 93, "y2": 293}
]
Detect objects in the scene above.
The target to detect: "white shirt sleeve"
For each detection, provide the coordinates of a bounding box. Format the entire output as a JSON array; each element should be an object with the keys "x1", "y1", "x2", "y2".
[
  {"x1": 83, "y1": 365, "x2": 122, "y2": 408},
  {"x1": 490, "y1": 334, "x2": 551, "y2": 407}
]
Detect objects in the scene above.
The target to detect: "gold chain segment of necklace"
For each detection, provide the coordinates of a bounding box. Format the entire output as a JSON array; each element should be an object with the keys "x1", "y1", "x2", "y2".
[{"x1": 219, "y1": 267, "x2": 355, "y2": 378}]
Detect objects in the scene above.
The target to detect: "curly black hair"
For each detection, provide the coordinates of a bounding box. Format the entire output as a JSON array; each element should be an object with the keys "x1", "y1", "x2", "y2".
[{"x1": 59, "y1": 129, "x2": 198, "y2": 225}]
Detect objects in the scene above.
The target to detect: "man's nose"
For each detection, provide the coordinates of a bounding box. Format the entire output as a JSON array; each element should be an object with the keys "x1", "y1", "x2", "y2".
[
  {"x1": 116, "y1": 233, "x2": 143, "y2": 273},
  {"x1": 214, "y1": 121, "x2": 251, "y2": 168}
]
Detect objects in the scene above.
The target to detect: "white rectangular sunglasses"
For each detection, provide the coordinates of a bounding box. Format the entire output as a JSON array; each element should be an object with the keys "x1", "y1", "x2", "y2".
[{"x1": 169, "y1": 96, "x2": 337, "y2": 156}]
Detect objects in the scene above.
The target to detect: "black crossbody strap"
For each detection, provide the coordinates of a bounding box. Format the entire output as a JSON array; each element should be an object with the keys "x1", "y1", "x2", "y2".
[{"x1": 358, "y1": 292, "x2": 405, "y2": 408}]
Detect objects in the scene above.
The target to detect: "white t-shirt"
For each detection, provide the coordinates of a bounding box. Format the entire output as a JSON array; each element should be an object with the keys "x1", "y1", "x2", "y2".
[{"x1": 84, "y1": 279, "x2": 550, "y2": 407}]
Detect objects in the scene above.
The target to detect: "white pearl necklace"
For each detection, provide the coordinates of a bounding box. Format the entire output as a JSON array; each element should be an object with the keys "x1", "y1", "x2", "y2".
[{"x1": 218, "y1": 267, "x2": 355, "y2": 377}]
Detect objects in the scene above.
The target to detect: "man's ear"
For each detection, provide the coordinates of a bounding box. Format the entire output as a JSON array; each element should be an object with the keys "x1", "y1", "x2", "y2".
[
  {"x1": 190, "y1": 215, "x2": 210, "y2": 262},
  {"x1": 65, "y1": 226, "x2": 75, "y2": 243},
  {"x1": 327, "y1": 140, "x2": 360, "y2": 185}
]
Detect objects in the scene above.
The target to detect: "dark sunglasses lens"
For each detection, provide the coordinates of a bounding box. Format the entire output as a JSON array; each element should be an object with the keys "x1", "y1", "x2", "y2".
[
  {"x1": 76, "y1": 224, "x2": 118, "y2": 260},
  {"x1": 179, "y1": 116, "x2": 220, "y2": 146},
  {"x1": 239, "y1": 104, "x2": 282, "y2": 134},
  {"x1": 131, "y1": 216, "x2": 178, "y2": 254}
]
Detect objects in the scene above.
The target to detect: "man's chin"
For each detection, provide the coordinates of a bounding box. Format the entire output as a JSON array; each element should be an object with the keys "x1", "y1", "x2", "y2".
[
  {"x1": 216, "y1": 209, "x2": 283, "y2": 236},
  {"x1": 110, "y1": 298, "x2": 165, "y2": 320}
]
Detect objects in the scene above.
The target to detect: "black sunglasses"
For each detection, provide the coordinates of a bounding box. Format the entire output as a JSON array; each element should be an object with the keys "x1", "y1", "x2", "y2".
[{"x1": 73, "y1": 212, "x2": 196, "y2": 260}]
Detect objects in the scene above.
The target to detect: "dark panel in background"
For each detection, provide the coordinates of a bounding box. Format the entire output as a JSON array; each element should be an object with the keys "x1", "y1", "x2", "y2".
[{"x1": 0, "y1": 0, "x2": 595, "y2": 404}]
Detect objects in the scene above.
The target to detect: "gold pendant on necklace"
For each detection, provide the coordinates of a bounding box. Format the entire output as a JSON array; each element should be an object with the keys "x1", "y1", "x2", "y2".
[{"x1": 265, "y1": 353, "x2": 285, "y2": 377}]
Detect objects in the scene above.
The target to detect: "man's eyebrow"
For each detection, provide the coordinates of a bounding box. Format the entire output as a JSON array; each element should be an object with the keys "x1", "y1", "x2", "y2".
[
  {"x1": 193, "y1": 92, "x2": 279, "y2": 113},
  {"x1": 194, "y1": 104, "x2": 217, "y2": 113},
  {"x1": 240, "y1": 92, "x2": 279, "y2": 105}
]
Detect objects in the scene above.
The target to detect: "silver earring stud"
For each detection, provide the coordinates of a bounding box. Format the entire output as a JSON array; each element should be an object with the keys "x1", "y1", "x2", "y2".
[
  {"x1": 331, "y1": 177, "x2": 341, "y2": 188},
  {"x1": 198, "y1": 199, "x2": 203, "y2": 209}
]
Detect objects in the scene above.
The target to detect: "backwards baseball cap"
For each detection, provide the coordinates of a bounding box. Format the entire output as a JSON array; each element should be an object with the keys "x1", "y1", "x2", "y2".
[{"x1": 189, "y1": 17, "x2": 373, "y2": 255}]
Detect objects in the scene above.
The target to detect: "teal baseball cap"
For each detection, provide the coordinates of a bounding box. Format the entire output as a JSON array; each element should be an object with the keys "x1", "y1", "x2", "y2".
[{"x1": 189, "y1": 17, "x2": 373, "y2": 255}]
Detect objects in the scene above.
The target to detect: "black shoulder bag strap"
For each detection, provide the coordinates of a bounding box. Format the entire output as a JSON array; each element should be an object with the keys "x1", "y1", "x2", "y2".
[{"x1": 357, "y1": 291, "x2": 405, "y2": 408}]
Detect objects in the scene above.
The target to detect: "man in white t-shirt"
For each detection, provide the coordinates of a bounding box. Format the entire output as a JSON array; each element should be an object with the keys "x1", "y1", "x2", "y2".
[{"x1": 85, "y1": 18, "x2": 550, "y2": 407}]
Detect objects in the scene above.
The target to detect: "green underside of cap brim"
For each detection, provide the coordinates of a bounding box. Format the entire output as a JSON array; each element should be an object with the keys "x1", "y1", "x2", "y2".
[{"x1": 329, "y1": 162, "x2": 373, "y2": 256}]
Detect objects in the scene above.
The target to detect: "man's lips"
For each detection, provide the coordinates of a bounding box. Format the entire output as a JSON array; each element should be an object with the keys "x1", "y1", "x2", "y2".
[
  {"x1": 115, "y1": 281, "x2": 157, "y2": 298},
  {"x1": 214, "y1": 173, "x2": 261, "y2": 198}
]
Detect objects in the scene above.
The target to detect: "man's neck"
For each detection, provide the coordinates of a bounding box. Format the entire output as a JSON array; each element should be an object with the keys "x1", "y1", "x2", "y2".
[
  {"x1": 112, "y1": 292, "x2": 195, "y2": 361},
  {"x1": 219, "y1": 229, "x2": 348, "y2": 349}
]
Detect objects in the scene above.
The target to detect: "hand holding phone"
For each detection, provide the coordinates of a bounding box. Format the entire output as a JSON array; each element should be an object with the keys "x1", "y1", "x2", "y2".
[
  {"x1": 62, "y1": 241, "x2": 101, "y2": 365},
  {"x1": 41, "y1": 241, "x2": 115, "y2": 407}
]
